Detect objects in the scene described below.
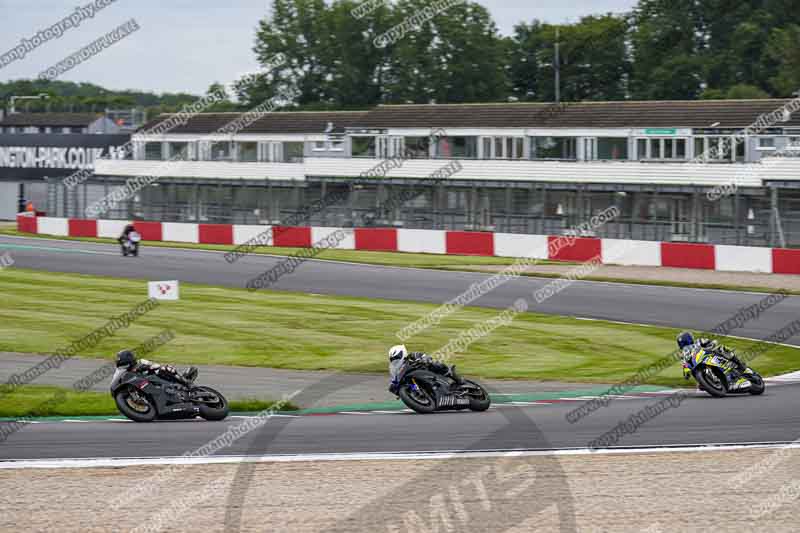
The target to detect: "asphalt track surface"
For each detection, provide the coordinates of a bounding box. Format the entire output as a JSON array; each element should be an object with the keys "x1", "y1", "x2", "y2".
[
  {"x1": 1, "y1": 234, "x2": 799, "y2": 460},
  {"x1": 2, "y1": 383, "x2": 800, "y2": 460}
]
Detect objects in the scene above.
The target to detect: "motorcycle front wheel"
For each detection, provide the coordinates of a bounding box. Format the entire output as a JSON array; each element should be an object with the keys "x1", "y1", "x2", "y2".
[
  {"x1": 748, "y1": 373, "x2": 766, "y2": 395},
  {"x1": 695, "y1": 367, "x2": 727, "y2": 397},
  {"x1": 193, "y1": 386, "x2": 230, "y2": 421},
  {"x1": 114, "y1": 388, "x2": 157, "y2": 422},
  {"x1": 398, "y1": 382, "x2": 436, "y2": 414},
  {"x1": 463, "y1": 380, "x2": 491, "y2": 412}
]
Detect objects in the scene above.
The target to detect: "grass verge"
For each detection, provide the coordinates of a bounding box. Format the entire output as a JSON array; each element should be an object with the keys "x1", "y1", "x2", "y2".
[
  {"x1": 1, "y1": 268, "x2": 798, "y2": 388},
  {"x1": 0, "y1": 384, "x2": 296, "y2": 417},
  {"x1": 434, "y1": 266, "x2": 800, "y2": 296}
]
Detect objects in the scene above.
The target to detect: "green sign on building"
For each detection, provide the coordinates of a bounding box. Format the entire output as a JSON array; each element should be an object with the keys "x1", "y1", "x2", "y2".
[{"x1": 644, "y1": 128, "x2": 678, "y2": 135}]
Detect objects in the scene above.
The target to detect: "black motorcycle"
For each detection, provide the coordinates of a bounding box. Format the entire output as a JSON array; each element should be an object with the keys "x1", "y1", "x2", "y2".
[
  {"x1": 120, "y1": 230, "x2": 141, "y2": 257},
  {"x1": 110, "y1": 364, "x2": 229, "y2": 422},
  {"x1": 392, "y1": 360, "x2": 491, "y2": 414}
]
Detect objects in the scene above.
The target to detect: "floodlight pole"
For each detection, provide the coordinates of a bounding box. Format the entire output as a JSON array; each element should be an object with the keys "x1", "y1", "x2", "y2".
[{"x1": 555, "y1": 27, "x2": 561, "y2": 104}]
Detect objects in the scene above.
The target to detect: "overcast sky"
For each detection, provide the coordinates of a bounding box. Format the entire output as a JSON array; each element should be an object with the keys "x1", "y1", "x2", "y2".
[{"x1": 0, "y1": 0, "x2": 637, "y2": 95}]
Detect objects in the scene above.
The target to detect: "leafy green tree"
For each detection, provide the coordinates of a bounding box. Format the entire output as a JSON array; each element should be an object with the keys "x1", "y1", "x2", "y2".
[
  {"x1": 766, "y1": 24, "x2": 800, "y2": 97},
  {"x1": 248, "y1": 0, "x2": 330, "y2": 107},
  {"x1": 629, "y1": 0, "x2": 706, "y2": 100}
]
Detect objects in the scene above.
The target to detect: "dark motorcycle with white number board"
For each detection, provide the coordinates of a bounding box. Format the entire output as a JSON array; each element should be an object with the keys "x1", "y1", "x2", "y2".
[
  {"x1": 110, "y1": 355, "x2": 229, "y2": 422},
  {"x1": 391, "y1": 359, "x2": 491, "y2": 414}
]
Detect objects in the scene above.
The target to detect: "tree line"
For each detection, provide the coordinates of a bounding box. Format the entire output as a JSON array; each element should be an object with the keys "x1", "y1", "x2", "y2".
[
  {"x1": 237, "y1": 0, "x2": 800, "y2": 107},
  {"x1": 3, "y1": 0, "x2": 799, "y2": 116}
]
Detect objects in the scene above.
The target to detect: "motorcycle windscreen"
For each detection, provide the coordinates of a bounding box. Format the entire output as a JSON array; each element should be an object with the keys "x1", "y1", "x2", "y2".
[
  {"x1": 110, "y1": 367, "x2": 127, "y2": 390},
  {"x1": 388, "y1": 359, "x2": 405, "y2": 383}
]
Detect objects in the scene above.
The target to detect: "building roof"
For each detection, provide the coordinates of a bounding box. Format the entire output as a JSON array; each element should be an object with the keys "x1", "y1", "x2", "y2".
[
  {"x1": 0, "y1": 112, "x2": 104, "y2": 127},
  {"x1": 132, "y1": 99, "x2": 800, "y2": 135},
  {"x1": 138, "y1": 110, "x2": 370, "y2": 135},
  {"x1": 358, "y1": 99, "x2": 800, "y2": 129}
]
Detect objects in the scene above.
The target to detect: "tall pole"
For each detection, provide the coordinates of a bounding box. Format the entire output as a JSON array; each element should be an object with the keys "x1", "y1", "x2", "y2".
[{"x1": 555, "y1": 27, "x2": 561, "y2": 104}]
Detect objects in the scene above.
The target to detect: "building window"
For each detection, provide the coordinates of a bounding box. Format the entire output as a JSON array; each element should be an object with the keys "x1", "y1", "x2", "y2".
[
  {"x1": 436, "y1": 136, "x2": 477, "y2": 159},
  {"x1": 330, "y1": 140, "x2": 344, "y2": 151},
  {"x1": 531, "y1": 137, "x2": 577, "y2": 160},
  {"x1": 352, "y1": 136, "x2": 376, "y2": 157},
  {"x1": 483, "y1": 136, "x2": 525, "y2": 159},
  {"x1": 639, "y1": 138, "x2": 688, "y2": 160},
  {"x1": 283, "y1": 141, "x2": 304, "y2": 162},
  {"x1": 144, "y1": 142, "x2": 163, "y2": 161},
  {"x1": 404, "y1": 136, "x2": 430, "y2": 159},
  {"x1": 758, "y1": 137, "x2": 776, "y2": 149},
  {"x1": 695, "y1": 136, "x2": 734, "y2": 161},
  {"x1": 168, "y1": 142, "x2": 190, "y2": 160},
  {"x1": 515, "y1": 137, "x2": 524, "y2": 160},
  {"x1": 210, "y1": 142, "x2": 232, "y2": 161},
  {"x1": 238, "y1": 142, "x2": 258, "y2": 162},
  {"x1": 312, "y1": 140, "x2": 327, "y2": 151},
  {"x1": 597, "y1": 138, "x2": 628, "y2": 160}
]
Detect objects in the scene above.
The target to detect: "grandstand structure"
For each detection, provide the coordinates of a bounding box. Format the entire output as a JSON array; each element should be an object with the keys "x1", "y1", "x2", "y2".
[{"x1": 67, "y1": 100, "x2": 800, "y2": 247}]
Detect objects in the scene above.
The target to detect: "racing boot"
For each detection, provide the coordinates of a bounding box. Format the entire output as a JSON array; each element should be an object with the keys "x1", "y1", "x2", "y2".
[{"x1": 449, "y1": 365, "x2": 465, "y2": 385}]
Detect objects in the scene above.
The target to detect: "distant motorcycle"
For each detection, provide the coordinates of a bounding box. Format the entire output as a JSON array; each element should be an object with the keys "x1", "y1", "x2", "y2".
[
  {"x1": 392, "y1": 359, "x2": 491, "y2": 414},
  {"x1": 683, "y1": 346, "x2": 765, "y2": 397},
  {"x1": 110, "y1": 357, "x2": 229, "y2": 422},
  {"x1": 120, "y1": 231, "x2": 141, "y2": 257}
]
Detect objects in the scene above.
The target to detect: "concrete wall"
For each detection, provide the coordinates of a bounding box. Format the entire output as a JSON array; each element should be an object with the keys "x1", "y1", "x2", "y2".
[{"x1": 0, "y1": 182, "x2": 19, "y2": 220}]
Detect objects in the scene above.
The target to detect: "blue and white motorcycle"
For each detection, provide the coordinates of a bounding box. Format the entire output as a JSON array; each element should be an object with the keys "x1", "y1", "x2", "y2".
[{"x1": 682, "y1": 346, "x2": 765, "y2": 397}]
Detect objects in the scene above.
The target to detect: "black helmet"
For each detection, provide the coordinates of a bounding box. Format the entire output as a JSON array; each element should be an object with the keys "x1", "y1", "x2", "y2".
[
  {"x1": 116, "y1": 350, "x2": 136, "y2": 368},
  {"x1": 676, "y1": 331, "x2": 694, "y2": 349}
]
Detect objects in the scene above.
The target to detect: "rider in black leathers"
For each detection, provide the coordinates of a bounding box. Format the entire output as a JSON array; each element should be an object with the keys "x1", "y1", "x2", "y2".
[
  {"x1": 116, "y1": 350, "x2": 197, "y2": 386},
  {"x1": 117, "y1": 224, "x2": 136, "y2": 243},
  {"x1": 387, "y1": 345, "x2": 463, "y2": 394}
]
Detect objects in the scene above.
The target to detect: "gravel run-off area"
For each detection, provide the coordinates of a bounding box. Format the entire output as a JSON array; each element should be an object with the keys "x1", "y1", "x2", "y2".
[{"x1": 2, "y1": 448, "x2": 799, "y2": 532}]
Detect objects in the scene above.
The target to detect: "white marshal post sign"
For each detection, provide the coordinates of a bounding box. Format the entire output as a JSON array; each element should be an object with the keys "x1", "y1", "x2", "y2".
[{"x1": 148, "y1": 280, "x2": 180, "y2": 301}]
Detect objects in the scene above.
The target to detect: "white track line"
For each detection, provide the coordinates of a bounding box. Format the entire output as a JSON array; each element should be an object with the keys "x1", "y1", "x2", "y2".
[{"x1": 3, "y1": 442, "x2": 800, "y2": 470}]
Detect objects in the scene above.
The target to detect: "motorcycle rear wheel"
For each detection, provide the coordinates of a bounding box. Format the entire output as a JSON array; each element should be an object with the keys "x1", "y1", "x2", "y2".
[
  {"x1": 115, "y1": 388, "x2": 157, "y2": 422},
  {"x1": 695, "y1": 367, "x2": 727, "y2": 397},
  {"x1": 194, "y1": 386, "x2": 229, "y2": 421},
  {"x1": 398, "y1": 383, "x2": 436, "y2": 414}
]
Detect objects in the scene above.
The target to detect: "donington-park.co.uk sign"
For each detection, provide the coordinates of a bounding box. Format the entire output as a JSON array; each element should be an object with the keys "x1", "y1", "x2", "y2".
[{"x1": 0, "y1": 145, "x2": 128, "y2": 170}]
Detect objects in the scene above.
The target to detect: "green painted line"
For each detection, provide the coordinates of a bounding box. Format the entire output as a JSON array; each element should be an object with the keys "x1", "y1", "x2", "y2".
[{"x1": 0, "y1": 385, "x2": 676, "y2": 422}]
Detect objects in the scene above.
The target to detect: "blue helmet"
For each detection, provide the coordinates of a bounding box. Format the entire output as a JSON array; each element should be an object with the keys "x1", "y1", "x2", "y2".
[{"x1": 676, "y1": 331, "x2": 694, "y2": 349}]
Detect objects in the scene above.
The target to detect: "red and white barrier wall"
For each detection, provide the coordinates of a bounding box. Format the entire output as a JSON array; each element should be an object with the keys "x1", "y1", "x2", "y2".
[{"x1": 16, "y1": 214, "x2": 800, "y2": 275}]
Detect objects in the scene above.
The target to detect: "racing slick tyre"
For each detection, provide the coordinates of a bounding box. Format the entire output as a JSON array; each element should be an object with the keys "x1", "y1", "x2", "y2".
[
  {"x1": 115, "y1": 388, "x2": 157, "y2": 422},
  {"x1": 748, "y1": 373, "x2": 766, "y2": 395},
  {"x1": 464, "y1": 380, "x2": 491, "y2": 412},
  {"x1": 694, "y1": 367, "x2": 727, "y2": 397},
  {"x1": 195, "y1": 386, "x2": 230, "y2": 421},
  {"x1": 398, "y1": 382, "x2": 437, "y2": 414}
]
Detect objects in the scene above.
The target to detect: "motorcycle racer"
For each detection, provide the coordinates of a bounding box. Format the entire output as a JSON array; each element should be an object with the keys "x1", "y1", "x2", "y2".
[
  {"x1": 115, "y1": 349, "x2": 198, "y2": 386},
  {"x1": 387, "y1": 344, "x2": 462, "y2": 394},
  {"x1": 676, "y1": 331, "x2": 748, "y2": 373}
]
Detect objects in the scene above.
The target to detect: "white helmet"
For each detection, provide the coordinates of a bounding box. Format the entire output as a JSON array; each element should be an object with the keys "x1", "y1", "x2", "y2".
[{"x1": 388, "y1": 344, "x2": 408, "y2": 362}]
